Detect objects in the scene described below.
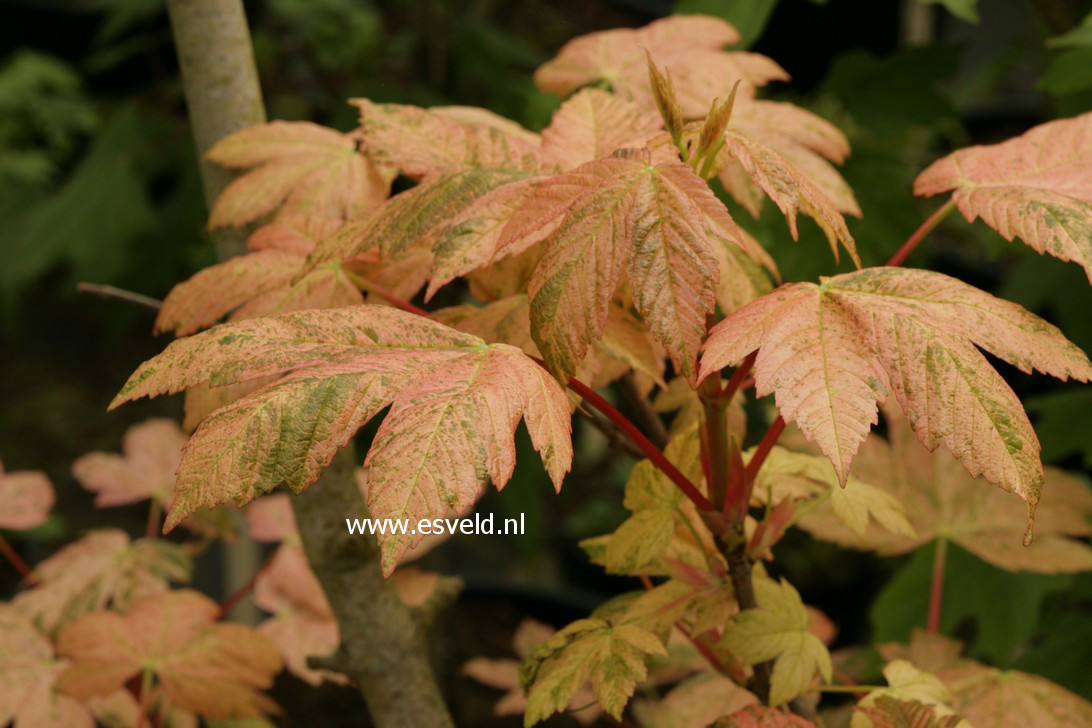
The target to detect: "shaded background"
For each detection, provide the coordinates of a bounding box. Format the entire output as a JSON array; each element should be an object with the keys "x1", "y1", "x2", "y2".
[{"x1": 2, "y1": 0, "x2": 1091, "y2": 724}]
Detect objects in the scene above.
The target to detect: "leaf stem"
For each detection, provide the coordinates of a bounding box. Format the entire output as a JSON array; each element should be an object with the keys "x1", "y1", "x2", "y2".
[
  {"x1": 145, "y1": 499, "x2": 162, "y2": 541},
  {"x1": 77, "y1": 282, "x2": 163, "y2": 310},
  {"x1": 744, "y1": 416, "x2": 786, "y2": 484},
  {"x1": 619, "y1": 372, "x2": 668, "y2": 449},
  {"x1": 886, "y1": 199, "x2": 957, "y2": 267},
  {"x1": 0, "y1": 533, "x2": 37, "y2": 585},
  {"x1": 217, "y1": 548, "x2": 277, "y2": 619},
  {"x1": 927, "y1": 538, "x2": 948, "y2": 633},
  {"x1": 816, "y1": 684, "x2": 882, "y2": 694},
  {"x1": 345, "y1": 272, "x2": 431, "y2": 317}
]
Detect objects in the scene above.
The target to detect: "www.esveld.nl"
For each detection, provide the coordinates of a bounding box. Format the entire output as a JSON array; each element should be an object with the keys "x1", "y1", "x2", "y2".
[{"x1": 345, "y1": 512, "x2": 524, "y2": 536}]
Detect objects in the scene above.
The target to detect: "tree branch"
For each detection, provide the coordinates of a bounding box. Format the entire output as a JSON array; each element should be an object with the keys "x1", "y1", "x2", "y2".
[{"x1": 292, "y1": 449, "x2": 454, "y2": 728}]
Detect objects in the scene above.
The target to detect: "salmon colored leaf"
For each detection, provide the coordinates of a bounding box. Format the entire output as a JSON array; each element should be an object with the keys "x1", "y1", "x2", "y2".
[
  {"x1": 72, "y1": 419, "x2": 186, "y2": 507},
  {"x1": 712, "y1": 704, "x2": 815, "y2": 727},
  {"x1": 534, "y1": 15, "x2": 787, "y2": 118},
  {"x1": 854, "y1": 697, "x2": 963, "y2": 728},
  {"x1": 700, "y1": 268, "x2": 1092, "y2": 523},
  {"x1": 502, "y1": 150, "x2": 735, "y2": 383},
  {"x1": 56, "y1": 590, "x2": 282, "y2": 719},
  {"x1": 539, "y1": 88, "x2": 663, "y2": 171},
  {"x1": 720, "y1": 130, "x2": 859, "y2": 265},
  {"x1": 0, "y1": 607, "x2": 93, "y2": 728},
  {"x1": 206, "y1": 121, "x2": 389, "y2": 227},
  {"x1": 914, "y1": 112, "x2": 1092, "y2": 283},
  {"x1": 634, "y1": 672, "x2": 757, "y2": 728},
  {"x1": 353, "y1": 98, "x2": 540, "y2": 179},
  {"x1": 109, "y1": 306, "x2": 571, "y2": 574},
  {"x1": 0, "y1": 459, "x2": 54, "y2": 531},
  {"x1": 794, "y1": 405, "x2": 1092, "y2": 573},
  {"x1": 13, "y1": 530, "x2": 190, "y2": 634}
]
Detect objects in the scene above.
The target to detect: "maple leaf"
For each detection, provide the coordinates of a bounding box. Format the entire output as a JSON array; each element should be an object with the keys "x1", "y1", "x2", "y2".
[
  {"x1": 499, "y1": 149, "x2": 738, "y2": 383},
  {"x1": 253, "y1": 544, "x2": 343, "y2": 687},
  {"x1": 72, "y1": 419, "x2": 186, "y2": 507},
  {"x1": 0, "y1": 607, "x2": 93, "y2": 728},
  {"x1": 463, "y1": 619, "x2": 601, "y2": 725},
  {"x1": 13, "y1": 530, "x2": 190, "y2": 634},
  {"x1": 110, "y1": 305, "x2": 571, "y2": 574},
  {"x1": 353, "y1": 98, "x2": 540, "y2": 179},
  {"x1": 719, "y1": 574, "x2": 832, "y2": 706},
  {"x1": 700, "y1": 267, "x2": 1092, "y2": 525},
  {"x1": 0, "y1": 458, "x2": 54, "y2": 531},
  {"x1": 854, "y1": 697, "x2": 963, "y2": 728},
  {"x1": 914, "y1": 112, "x2": 1092, "y2": 282},
  {"x1": 633, "y1": 672, "x2": 758, "y2": 728},
  {"x1": 205, "y1": 121, "x2": 390, "y2": 227},
  {"x1": 56, "y1": 590, "x2": 282, "y2": 719},
  {"x1": 156, "y1": 217, "x2": 360, "y2": 338},
  {"x1": 539, "y1": 88, "x2": 663, "y2": 171},
  {"x1": 719, "y1": 130, "x2": 859, "y2": 265},
  {"x1": 712, "y1": 704, "x2": 816, "y2": 727},
  {"x1": 880, "y1": 631, "x2": 1092, "y2": 728},
  {"x1": 852, "y1": 660, "x2": 965, "y2": 728},
  {"x1": 535, "y1": 15, "x2": 788, "y2": 118},
  {"x1": 794, "y1": 405, "x2": 1092, "y2": 573},
  {"x1": 520, "y1": 617, "x2": 666, "y2": 725}
]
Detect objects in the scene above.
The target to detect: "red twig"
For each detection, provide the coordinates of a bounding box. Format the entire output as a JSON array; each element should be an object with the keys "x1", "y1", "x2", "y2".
[
  {"x1": 927, "y1": 538, "x2": 948, "y2": 633},
  {"x1": 0, "y1": 533, "x2": 38, "y2": 585},
  {"x1": 567, "y1": 377, "x2": 714, "y2": 512},
  {"x1": 744, "y1": 416, "x2": 786, "y2": 484},
  {"x1": 217, "y1": 549, "x2": 277, "y2": 618},
  {"x1": 720, "y1": 351, "x2": 756, "y2": 402},
  {"x1": 886, "y1": 199, "x2": 956, "y2": 267}
]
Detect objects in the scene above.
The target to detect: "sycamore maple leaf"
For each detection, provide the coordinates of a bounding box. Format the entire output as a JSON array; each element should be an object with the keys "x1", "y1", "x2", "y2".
[
  {"x1": 110, "y1": 305, "x2": 572, "y2": 574},
  {"x1": 205, "y1": 121, "x2": 390, "y2": 227},
  {"x1": 880, "y1": 631, "x2": 1092, "y2": 728},
  {"x1": 498, "y1": 148, "x2": 740, "y2": 383},
  {"x1": 712, "y1": 704, "x2": 816, "y2": 727},
  {"x1": 699, "y1": 267, "x2": 1092, "y2": 526},
  {"x1": 719, "y1": 574, "x2": 832, "y2": 706},
  {"x1": 854, "y1": 696, "x2": 963, "y2": 728},
  {"x1": 0, "y1": 607, "x2": 93, "y2": 728},
  {"x1": 852, "y1": 660, "x2": 966, "y2": 728},
  {"x1": 534, "y1": 15, "x2": 787, "y2": 118},
  {"x1": 13, "y1": 530, "x2": 190, "y2": 634},
  {"x1": 0, "y1": 458, "x2": 54, "y2": 531},
  {"x1": 793, "y1": 405, "x2": 1092, "y2": 573},
  {"x1": 56, "y1": 590, "x2": 282, "y2": 719},
  {"x1": 520, "y1": 617, "x2": 667, "y2": 726},
  {"x1": 633, "y1": 672, "x2": 758, "y2": 728},
  {"x1": 72, "y1": 419, "x2": 186, "y2": 507},
  {"x1": 539, "y1": 88, "x2": 664, "y2": 172},
  {"x1": 914, "y1": 112, "x2": 1092, "y2": 282}
]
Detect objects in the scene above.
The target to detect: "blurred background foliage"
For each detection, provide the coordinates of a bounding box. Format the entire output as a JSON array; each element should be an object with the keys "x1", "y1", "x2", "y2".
[{"x1": 2, "y1": 0, "x2": 1091, "y2": 724}]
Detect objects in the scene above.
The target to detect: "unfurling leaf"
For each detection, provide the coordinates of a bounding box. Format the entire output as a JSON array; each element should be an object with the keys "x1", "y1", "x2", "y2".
[
  {"x1": 56, "y1": 590, "x2": 282, "y2": 719},
  {"x1": 700, "y1": 268, "x2": 1092, "y2": 528},
  {"x1": 13, "y1": 530, "x2": 190, "y2": 634},
  {"x1": 520, "y1": 617, "x2": 666, "y2": 725},
  {"x1": 719, "y1": 574, "x2": 832, "y2": 706},
  {"x1": 795, "y1": 405, "x2": 1092, "y2": 574},
  {"x1": 110, "y1": 306, "x2": 571, "y2": 574},
  {"x1": 0, "y1": 458, "x2": 54, "y2": 531},
  {"x1": 205, "y1": 121, "x2": 389, "y2": 227},
  {"x1": 535, "y1": 15, "x2": 787, "y2": 118},
  {"x1": 502, "y1": 149, "x2": 737, "y2": 383},
  {"x1": 914, "y1": 112, "x2": 1092, "y2": 283},
  {"x1": 646, "y1": 53, "x2": 684, "y2": 143}
]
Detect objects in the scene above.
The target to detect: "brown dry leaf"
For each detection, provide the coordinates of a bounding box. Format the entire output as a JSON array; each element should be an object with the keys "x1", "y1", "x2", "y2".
[
  {"x1": 111, "y1": 306, "x2": 572, "y2": 575},
  {"x1": 914, "y1": 112, "x2": 1092, "y2": 282},
  {"x1": 535, "y1": 15, "x2": 787, "y2": 118},
  {"x1": 13, "y1": 530, "x2": 189, "y2": 634},
  {"x1": 0, "y1": 607, "x2": 93, "y2": 728},
  {"x1": 700, "y1": 268, "x2": 1092, "y2": 524},
  {"x1": 881, "y1": 631, "x2": 1092, "y2": 728},
  {"x1": 56, "y1": 590, "x2": 282, "y2": 719},
  {"x1": 796, "y1": 404, "x2": 1092, "y2": 573},
  {"x1": 0, "y1": 459, "x2": 54, "y2": 531},
  {"x1": 72, "y1": 419, "x2": 186, "y2": 507},
  {"x1": 206, "y1": 121, "x2": 389, "y2": 227}
]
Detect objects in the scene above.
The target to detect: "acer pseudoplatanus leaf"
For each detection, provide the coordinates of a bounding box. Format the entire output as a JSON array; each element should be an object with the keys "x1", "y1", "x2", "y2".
[
  {"x1": 914, "y1": 112, "x2": 1092, "y2": 282},
  {"x1": 500, "y1": 148, "x2": 737, "y2": 384},
  {"x1": 699, "y1": 267, "x2": 1092, "y2": 526},
  {"x1": 110, "y1": 305, "x2": 572, "y2": 574}
]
